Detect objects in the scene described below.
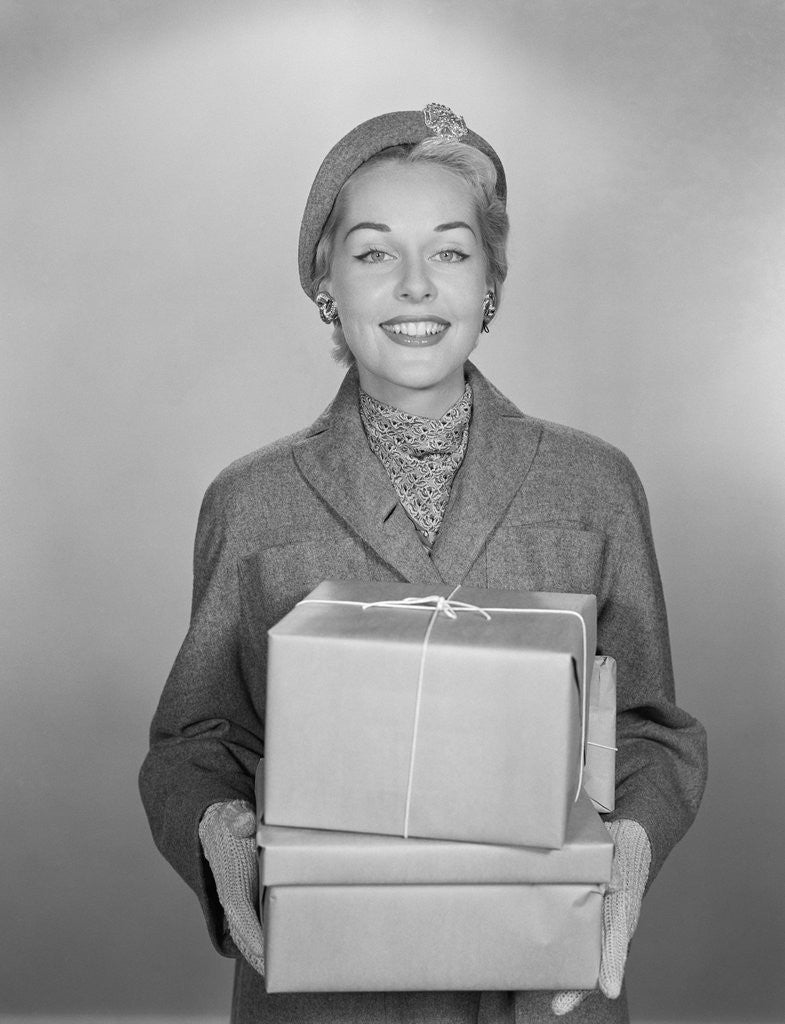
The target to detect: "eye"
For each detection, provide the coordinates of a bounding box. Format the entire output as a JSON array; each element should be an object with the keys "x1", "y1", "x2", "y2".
[
  {"x1": 356, "y1": 248, "x2": 394, "y2": 263},
  {"x1": 432, "y1": 248, "x2": 468, "y2": 263}
]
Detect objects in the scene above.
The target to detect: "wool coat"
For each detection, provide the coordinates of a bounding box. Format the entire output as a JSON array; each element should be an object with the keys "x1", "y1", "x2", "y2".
[{"x1": 139, "y1": 362, "x2": 707, "y2": 1024}]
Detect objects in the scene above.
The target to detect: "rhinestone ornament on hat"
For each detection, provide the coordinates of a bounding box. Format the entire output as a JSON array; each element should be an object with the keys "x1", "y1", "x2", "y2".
[
  {"x1": 360, "y1": 383, "x2": 473, "y2": 546},
  {"x1": 422, "y1": 102, "x2": 468, "y2": 140}
]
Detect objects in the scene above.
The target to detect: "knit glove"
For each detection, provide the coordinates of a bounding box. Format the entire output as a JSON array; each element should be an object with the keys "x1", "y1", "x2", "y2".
[
  {"x1": 198, "y1": 800, "x2": 265, "y2": 977},
  {"x1": 551, "y1": 819, "x2": 651, "y2": 1016}
]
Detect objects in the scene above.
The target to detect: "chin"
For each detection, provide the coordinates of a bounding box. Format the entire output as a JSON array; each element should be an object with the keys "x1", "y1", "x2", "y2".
[{"x1": 393, "y1": 367, "x2": 464, "y2": 394}]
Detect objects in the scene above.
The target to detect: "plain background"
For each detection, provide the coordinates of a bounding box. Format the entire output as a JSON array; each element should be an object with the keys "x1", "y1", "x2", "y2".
[{"x1": 2, "y1": 1, "x2": 783, "y2": 1021}]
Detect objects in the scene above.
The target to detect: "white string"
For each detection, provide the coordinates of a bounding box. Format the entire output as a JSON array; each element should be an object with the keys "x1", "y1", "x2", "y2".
[
  {"x1": 587, "y1": 740, "x2": 618, "y2": 752},
  {"x1": 399, "y1": 585, "x2": 461, "y2": 836},
  {"x1": 300, "y1": 595, "x2": 491, "y2": 620}
]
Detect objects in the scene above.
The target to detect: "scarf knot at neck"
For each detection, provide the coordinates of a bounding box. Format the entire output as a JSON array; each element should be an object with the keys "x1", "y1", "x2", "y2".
[{"x1": 359, "y1": 383, "x2": 473, "y2": 545}]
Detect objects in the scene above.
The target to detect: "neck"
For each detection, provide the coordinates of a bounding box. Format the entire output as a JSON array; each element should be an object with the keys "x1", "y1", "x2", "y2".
[{"x1": 357, "y1": 370, "x2": 466, "y2": 419}]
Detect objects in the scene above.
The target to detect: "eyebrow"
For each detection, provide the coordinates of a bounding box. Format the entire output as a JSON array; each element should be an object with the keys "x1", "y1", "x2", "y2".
[
  {"x1": 343, "y1": 220, "x2": 476, "y2": 240},
  {"x1": 344, "y1": 222, "x2": 390, "y2": 240},
  {"x1": 435, "y1": 221, "x2": 476, "y2": 237}
]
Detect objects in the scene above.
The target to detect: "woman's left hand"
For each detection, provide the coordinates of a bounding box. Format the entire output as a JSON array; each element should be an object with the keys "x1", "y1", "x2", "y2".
[{"x1": 551, "y1": 818, "x2": 652, "y2": 1016}]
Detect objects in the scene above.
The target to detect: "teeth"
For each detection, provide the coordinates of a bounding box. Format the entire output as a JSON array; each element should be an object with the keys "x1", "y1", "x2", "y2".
[{"x1": 385, "y1": 321, "x2": 447, "y2": 337}]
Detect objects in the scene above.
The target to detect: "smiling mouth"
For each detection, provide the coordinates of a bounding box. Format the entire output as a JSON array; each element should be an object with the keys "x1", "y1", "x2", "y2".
[{"x1": 380, "y1": 319, "x2": 449, "y2": 345}]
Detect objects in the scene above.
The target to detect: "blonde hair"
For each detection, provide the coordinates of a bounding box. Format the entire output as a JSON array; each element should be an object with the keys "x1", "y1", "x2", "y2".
[{"x1": 311, "y1": 139, "x2": 509, "y2": 365}]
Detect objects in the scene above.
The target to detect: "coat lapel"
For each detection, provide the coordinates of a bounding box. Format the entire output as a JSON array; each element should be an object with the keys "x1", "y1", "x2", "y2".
[
  {"x1": 292, "y1": 363, "x2": 542, "y2": 587},
  {"x1": 429, "y1": 362, "x2": 543, "y2": 584},
  {"x1": 292, "y1": 369, "x2": 442, "y2": 584}
]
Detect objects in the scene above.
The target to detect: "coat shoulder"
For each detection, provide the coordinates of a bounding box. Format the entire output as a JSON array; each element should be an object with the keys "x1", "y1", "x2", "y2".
[
  {"x1": 198, "y1": 410, "x2": 331, "y2": 529},
  {"x1": 212, "y1": 424, "x2": 312, "y2": 487},
  {"x1": 475, "y1": 367, "x2": 641, "y2": 496},
  {"x1": 528, "y1": 413, "x2": 644, "y2": 495}
]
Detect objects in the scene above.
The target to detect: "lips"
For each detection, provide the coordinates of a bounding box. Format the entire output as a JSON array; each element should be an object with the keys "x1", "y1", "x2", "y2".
[{"x1": 380, "y1": 316, "x2": 450, "y2": 345}]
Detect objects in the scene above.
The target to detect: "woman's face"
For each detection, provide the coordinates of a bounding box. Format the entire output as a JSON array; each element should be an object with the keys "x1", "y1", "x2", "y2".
[{"x1": 322, "y1": 160, "x2": 491, "y2": 417}]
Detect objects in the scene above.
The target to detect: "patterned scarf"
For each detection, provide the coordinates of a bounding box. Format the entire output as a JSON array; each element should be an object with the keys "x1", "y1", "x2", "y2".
[{"x1": 359, "y1": 382, "x2": 473, "y2": 545}]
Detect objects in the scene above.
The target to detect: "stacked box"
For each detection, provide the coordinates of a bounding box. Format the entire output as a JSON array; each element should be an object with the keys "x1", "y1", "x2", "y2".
[
  {"x1": 264, "y1": 580, "x2": 597, "y2": 849},
  {"x1": 259, "y1": 581, "x2": 617, "y2": 992},
  {"x1": 256, "y1": 764, "x2": 613, "y2": 992}
]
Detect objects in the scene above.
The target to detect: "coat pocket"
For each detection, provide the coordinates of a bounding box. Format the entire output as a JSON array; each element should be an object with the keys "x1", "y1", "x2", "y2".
[
  {"x1": 238, "y1": 535, "x2": 371, "y2": 633},
  {"x1": 486, "y1": 525, "x2": 605, "y2": 596}
]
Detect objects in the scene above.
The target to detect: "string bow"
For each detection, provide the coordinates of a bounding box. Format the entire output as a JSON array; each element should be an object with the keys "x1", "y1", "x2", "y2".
[{"x1": 361, "y1": 594, "x2": 492, "y2": 621}]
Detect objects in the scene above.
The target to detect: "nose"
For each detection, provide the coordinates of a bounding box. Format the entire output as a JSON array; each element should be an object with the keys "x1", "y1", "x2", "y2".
[{"x1": 395, "y1": 257, "x2": 435, "y2": 303}]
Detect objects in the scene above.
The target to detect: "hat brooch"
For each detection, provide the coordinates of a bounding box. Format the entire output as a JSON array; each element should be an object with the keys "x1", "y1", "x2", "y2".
[{"x1": 423, "y1": 102, "x2": 468, "y2": 140}]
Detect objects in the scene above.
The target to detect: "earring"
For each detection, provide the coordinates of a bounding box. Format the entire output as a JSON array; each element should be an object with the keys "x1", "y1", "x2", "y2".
[
  {"x1": 481, "y1": 290, "x2": 497, "y2": 333},
  {"x1": 315, "y1": 291, "x2": 339, "y2": 325}
]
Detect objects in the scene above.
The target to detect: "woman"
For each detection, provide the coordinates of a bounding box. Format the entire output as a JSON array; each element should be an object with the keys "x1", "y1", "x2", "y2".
[{"x1": 140, "y1": 104, "x2": 707, "y2": 1024}]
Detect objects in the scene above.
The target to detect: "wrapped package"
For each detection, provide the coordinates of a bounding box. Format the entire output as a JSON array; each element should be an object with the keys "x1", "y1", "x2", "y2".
[
  {"x1": 256, "y1": 764, "x2": 613, "y2": 993},
  {"x1": 584, "y1": 656, "x2": 617, "y2": 813},
  {"x1": 264, "y1": 580, "x2": 596, "y2": 848}
]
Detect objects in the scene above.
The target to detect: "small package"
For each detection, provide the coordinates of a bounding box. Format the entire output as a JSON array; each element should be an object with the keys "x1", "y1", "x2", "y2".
[
  {"x1": 584, "y1": 656, "x2": 617, "y2": 813},
  {"x1": 264, "y1": 580, "x2": 596, "y2": 849}
]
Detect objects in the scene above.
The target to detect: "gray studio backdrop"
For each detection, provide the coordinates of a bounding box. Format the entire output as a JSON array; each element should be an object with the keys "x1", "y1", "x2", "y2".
[{"x1": 2, "y1": 1, "x2": 783, "y2": 1021}]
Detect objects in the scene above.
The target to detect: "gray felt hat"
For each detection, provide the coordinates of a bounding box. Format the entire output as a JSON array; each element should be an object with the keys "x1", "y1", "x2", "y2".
[{"x1": 298, "y1": 103, "x2": 507, "y2": 299}]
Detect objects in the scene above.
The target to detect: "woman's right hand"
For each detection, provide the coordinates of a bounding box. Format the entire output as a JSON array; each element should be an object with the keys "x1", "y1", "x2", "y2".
[{"x1": 199, "y1": 800, "x2": 265, "y2": 976}]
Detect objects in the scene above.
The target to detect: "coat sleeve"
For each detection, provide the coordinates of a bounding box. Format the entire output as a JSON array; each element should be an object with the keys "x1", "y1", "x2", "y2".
[
  {"x1": 596, "y1": 454, "x2": 707, "y2": 885},
  {"x1": 139, "y1": 473, "x2": 264, "y2": 956}
]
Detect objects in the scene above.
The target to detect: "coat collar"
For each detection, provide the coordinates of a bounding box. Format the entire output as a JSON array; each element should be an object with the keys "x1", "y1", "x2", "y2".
[{"x1": 292, "y1": 362, "x2": 543, "y2": 585}]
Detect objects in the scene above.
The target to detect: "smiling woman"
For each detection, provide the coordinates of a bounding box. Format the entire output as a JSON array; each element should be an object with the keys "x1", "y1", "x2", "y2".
[
  {"x1": 139, "y1": 104, "x2": 707, "y2": 1024},
  {"x1": 311, "y1": 133, "x2": 509, "y2": 379}
]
